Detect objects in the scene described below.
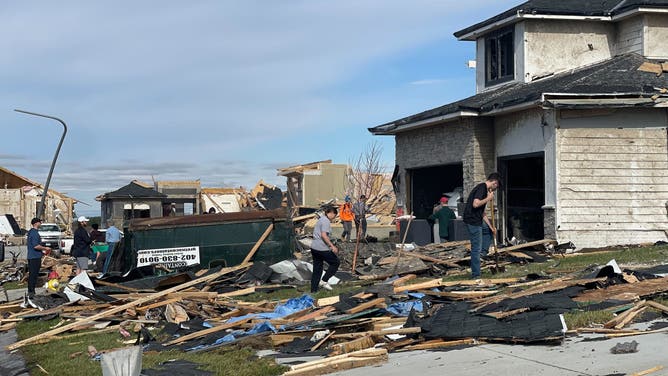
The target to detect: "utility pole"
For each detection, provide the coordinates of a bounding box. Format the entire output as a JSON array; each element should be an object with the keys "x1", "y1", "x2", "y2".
[{"x1": 14, "y1": 109, "x2": 68, "y2": 220}]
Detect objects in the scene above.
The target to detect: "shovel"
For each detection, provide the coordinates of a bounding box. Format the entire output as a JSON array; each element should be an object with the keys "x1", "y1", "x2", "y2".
[{"x1": 488, "y1": 192, "x2": 505, "y2": 274}]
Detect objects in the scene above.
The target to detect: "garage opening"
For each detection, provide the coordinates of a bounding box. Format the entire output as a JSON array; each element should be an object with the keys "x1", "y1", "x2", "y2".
[
  {"x1": 499, "y1": 153, "x2": 544, "y2": 241},
  {"x1": 409, "y1": 164, "x2": 463, "y2": 220}
]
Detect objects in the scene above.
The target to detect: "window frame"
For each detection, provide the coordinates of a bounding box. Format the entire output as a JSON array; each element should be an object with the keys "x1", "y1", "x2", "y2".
[{"x1": 485, "y1": 26, "x2": 515, "y2": 86}]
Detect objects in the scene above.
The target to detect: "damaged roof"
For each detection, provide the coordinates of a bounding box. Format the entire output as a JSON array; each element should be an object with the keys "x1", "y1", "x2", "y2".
[
  {"x1": 455, "y1": 0, "x2": 668, "y2": 40},
  {"x1": 369, "y1": 54, "x2": 668, "y2": 135},
  {"x1": 98, "y1": 181, "x2": 167, "y2": 200}
]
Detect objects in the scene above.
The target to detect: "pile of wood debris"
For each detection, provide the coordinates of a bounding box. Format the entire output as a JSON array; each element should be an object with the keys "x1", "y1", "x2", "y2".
[{"x1": 1, "y1": 239, "x2": 667, "y2": 375}]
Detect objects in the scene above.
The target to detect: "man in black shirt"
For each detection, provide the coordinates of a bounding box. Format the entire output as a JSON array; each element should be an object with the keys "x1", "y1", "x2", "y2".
[{"x1": 463, "y1": 172, "x2": 501, "y2": 279}]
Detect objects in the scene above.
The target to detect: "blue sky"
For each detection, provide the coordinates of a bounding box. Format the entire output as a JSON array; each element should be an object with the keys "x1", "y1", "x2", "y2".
[{"x1": 0, "y1": 1, "x2": 518, "y2": 217}]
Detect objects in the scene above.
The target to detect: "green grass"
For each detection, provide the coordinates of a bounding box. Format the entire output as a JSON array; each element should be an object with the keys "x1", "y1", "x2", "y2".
[
  {"x1": 16, "y1": 319, "x2": 287, "y2": 376},
  {"x1": 564, "y1": 310, "x2": 614, "y2": 329},
  {"x1": 3, "y1": 281, "x2": 26, "y2": 290}
]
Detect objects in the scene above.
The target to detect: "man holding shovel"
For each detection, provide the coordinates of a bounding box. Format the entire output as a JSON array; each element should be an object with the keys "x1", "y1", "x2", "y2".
[{"x1": 463, "y1": 172, "x2": 501, "y2": 279}]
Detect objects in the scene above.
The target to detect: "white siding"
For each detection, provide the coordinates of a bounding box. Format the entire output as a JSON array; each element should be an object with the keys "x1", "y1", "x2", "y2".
[
  {"x1": 556, "y1": 125, "x2": 668, "y2": 248},
  {"x1": 615, "y1": 15, "x2": 644, "y2": 55}
]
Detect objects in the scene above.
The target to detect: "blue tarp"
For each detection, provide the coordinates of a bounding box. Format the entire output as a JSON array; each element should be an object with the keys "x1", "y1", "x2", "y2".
[{"x1": 184, "y1": 294, "x2": 315, "y2": 350}]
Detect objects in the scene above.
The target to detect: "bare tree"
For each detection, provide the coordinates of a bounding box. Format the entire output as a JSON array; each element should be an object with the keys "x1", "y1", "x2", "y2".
[{"x1": 346, "y1": 141, "x2": 387, "y2": 199}]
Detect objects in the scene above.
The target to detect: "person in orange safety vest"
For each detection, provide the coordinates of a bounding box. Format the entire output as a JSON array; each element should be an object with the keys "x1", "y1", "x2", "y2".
[{"x1": 339, "y1": 196, "x2": 355, "y2": 242}]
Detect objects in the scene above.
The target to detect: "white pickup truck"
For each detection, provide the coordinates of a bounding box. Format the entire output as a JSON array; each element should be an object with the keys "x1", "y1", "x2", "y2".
[
  {"x1": 60, "y1": 237, "x2": 74, "y2": 254},
  {"x1": 37, "y1": 223, "x2": 63, "y2": 250}
]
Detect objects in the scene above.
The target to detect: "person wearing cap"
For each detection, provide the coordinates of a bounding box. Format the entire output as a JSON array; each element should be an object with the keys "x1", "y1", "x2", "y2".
[
  {"x1": 429, "y1": 196, "x2": 456, "y2": 242},
  {"x1": 339, "y1": 196, "x2": 354, "y2": 242},
  {"x1": 463, "y1": 172, "x2": 501, "y2": 279},
  {"x1": 352, "y1": 194, "x2": 370, "y2": 241},
  {"x1": 26, "y1": 218, "x2": 52, "y2": 297},
  {"x1": 71, "y1": 216, "x2": 92, "y2": 275}
]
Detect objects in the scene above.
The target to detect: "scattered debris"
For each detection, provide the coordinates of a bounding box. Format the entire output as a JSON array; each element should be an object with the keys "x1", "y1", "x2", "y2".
[{"x1": 610, "y1": 340, "x2": 639, "y2": 354}]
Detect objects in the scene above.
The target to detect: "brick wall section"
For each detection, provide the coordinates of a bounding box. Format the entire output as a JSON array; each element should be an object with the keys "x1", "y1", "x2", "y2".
[{"x1": 393, "y1": 117, "x2": 496, "y2": 210}]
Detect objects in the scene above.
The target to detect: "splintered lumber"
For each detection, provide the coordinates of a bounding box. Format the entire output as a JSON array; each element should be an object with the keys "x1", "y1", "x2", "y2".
[
  {"x1": 391, "y1": 274, "x2": 417, "y2": 286},
  {"x1": 242, "y1": 223, "x2": 274, "y2": 264},
  {"x1": 7, "y1": 263, "x2": 251, "y2": 350},
  {"x1": 329, "y1": 335, "x2": 375, "y2": 356},
  {"x1": 346, "y1": 298, "x2": 386, "y2": 314},
  {"x1": 604, "y1": 301, "x2": 646, "y2": 329},
  {"x1": 332, "y1": 327, "x2": 420, "y2": 339},
  {"x1": 218, "y1": 287, "x2": 257, "y2": 298},
  {"x1": 163, "y1": 317, "x2": 252, "y2": 346},
  {"x1": 646, "y1": 300, "x2": 668, "y2": 314},
  {"x1": 393, "y1": 279, "x2": 444, "y2": 294},
  {"x1": 576, "y1": 328, "x2": 640, "y2": 334},
  {"x1": 440, "y1": 278, "x2": 520, "y2": 287},
  {"x1": 422, "y1": 290, "x2": 498, "y2": 300},
  {"x1": 399, "y1": 252, "x2": 460, "y2": 267},
  {"x1": 477, "y1": 277, "x2": 605, "y2": 309},
  {"x1": 290, "y1": 306, "x2": 335, "y2": 323},
  {"x1": 605, "y1": 328, "x2": 668, "y2": 338},
  {"x1": 630, "y1": 365, "x2": 665, "y2": 376},
  {"x1": 136, "y1": 297, "x2": 181, "y2": 313},
  {"x1": 574, "y1": 277, "x2": 668, "y2": 302},
  {"x1": 284, "y1": 348, "x2": 388, "y2": 376},
  {"x1": 401, "y1": 338, "x2": 476, "y2": 351},
  {"x1": 487, "y1": 239, "x2": 556, "y2": 255}
]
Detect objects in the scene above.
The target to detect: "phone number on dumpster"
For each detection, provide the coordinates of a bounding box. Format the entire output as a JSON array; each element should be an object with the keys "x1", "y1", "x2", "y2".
[{"x1": 137, "y1": 246, "x2": 200, "y2": 268}]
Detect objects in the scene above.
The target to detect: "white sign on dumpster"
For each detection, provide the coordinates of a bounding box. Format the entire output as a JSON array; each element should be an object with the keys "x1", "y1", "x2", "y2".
[{"x1": 137, "y1": 246, "x2": 200, "y2": 268}]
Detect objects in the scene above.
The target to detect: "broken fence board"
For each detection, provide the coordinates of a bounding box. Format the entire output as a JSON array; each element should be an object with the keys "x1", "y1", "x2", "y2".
[
  {"x1": 285, "y1": 348, "x2": 388, "y2": 376},
  {"x1": 163, "y1": 317, "x2": 252, "y2": 346},
  {"x1": 242, "y1": 223, "x2": 274, "y2": 264}
]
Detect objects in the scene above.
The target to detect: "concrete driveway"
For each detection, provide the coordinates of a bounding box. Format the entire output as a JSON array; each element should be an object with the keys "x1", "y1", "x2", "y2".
[{"x1": 330, "y1": 330, "x2": 668, "y2": 376}]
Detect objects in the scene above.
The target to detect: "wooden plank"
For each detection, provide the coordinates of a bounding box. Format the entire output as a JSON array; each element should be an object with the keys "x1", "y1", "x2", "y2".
[
  {"x1": 329, "y1": 335, "x2": 374, "y2": 356},
  {"x1": 285, "y1": 348, "x2": 388, "y2": 376},
  {"x1": 163, "y1": 317, "x2": 252, "y2": 346},
  {"x1": 136, "y1": 297, "x2": 181, "y2": 312},
  {"x1": 391, "y1": 274, "x2": 417, "y2": 286},
  {"x1": 393, "y1": 279, "x2": 443, "y2": 294},
  {"x1": 346, "y1": 298, "x2": 386, "y2": 314},
  {"x1": 316, "y1": 296, "x2": 340, "y2": 307},
  {"x1": 332, "y1": 327, "x2": 420, "y2": 339},
  {"x1": 290, "y1": 306, "x2": 335, "y2": 323},
  {"x1": 605, "y1": 328, "x2": 668, "y2": 338},
  {"x1": 399, "y1": 251, "x2": 460, "y2": 267},
  {"x1": 6, "y1": 262, "x2": 251, "y2": 350},
  {"x1": 575, "y1": 278, "x2": 668, "y2": 302},
  {"x1": 646, "y1": 300, "x2": 668, "y2": 314},
  {"x1": 402, "y1": 338, "x2": 476, "y2": 351},
  {"x1": 218, "y1": 287, "x2": 256, "y2": 298},
  {"x1": 487, "y1": 239, "x2": 556, "y2": 255},
  {"x1": 242, "y1": 223, "x2": 274, "y2": 264}
]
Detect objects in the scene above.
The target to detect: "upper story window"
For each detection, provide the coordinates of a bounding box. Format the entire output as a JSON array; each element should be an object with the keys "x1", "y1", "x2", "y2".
[{"x1": 485, "y1": 27, "x2": 514, "y2": 86}]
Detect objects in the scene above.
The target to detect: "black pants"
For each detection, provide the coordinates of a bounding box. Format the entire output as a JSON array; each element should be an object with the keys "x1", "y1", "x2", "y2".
[
  {"x1": 310, "y1": 249, "x2": 340, "y2": 293},
  {"x1": 28, "y1": 258, "x2": 41, "y2": 295}
]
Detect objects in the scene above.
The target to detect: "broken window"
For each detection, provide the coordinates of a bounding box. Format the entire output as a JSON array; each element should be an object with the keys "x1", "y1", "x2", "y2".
[{"x1": 485, "y1": 27, "x2": 514, "y2": 85}]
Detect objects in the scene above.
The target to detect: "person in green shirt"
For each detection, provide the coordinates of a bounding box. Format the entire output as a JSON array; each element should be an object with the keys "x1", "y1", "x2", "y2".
[{"x1": 429, "y1": 197, "x2": 456, "y2": 242}]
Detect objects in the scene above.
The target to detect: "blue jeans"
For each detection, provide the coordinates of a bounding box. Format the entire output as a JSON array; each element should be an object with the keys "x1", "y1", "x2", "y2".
[
  {"x1": 102, "y1": 242, "x2": 117, "y2": 274},
  {"x1": 466, "y1": 223, "x2": 493, "y2": 279}
]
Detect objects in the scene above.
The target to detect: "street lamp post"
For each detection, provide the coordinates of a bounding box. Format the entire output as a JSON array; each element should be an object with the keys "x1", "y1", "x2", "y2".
[{"x1": 14, "y1": 109, "x2": 68, "y2": 220}]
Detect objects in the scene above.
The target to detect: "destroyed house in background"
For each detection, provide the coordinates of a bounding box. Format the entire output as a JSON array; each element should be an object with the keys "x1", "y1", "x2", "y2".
[
  {"x1": 98, "y1": 181, "x2": 167, "y2": 228},
  {"x1": 277, "y1": 160, "x2": 348, "y2": 214},
  {"x1": 99, "y1": 179, "x2": 285, "y2": 228},
  {"x1": 0, "y1": 165, "x2": 76, "y2": 232},
  {"x1": 370, "y1": 0, "x2": 668, "y2": 248}
]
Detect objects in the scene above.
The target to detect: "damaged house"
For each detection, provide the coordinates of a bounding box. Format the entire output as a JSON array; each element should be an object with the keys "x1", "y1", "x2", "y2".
[
  {"x1": 369, "y1": 0, "x2": 668, "y2": 248},
  {"x1": 0, "y1": 166, "x2": 76, "y2": 232}
]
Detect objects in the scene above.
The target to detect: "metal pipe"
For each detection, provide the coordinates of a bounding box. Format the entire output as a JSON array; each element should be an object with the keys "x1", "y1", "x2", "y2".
[{"x1": 14, "y1": 109, "x2": 68, "y2": 220}]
